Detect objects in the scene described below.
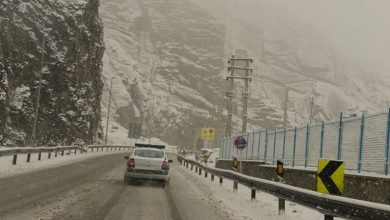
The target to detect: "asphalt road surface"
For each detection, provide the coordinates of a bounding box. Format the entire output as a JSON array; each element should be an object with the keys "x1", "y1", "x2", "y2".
[{"x1": 0, "y1": 152, "x2": 229, "y2": 220}]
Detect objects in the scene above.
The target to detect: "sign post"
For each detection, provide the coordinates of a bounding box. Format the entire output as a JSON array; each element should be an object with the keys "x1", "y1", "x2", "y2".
[
  {"x1": 234, "y1": 136, "x2": 247, "y2": 173},
  {"x1": 276, "y1": 160, "x2": 285, "y2": 215}
]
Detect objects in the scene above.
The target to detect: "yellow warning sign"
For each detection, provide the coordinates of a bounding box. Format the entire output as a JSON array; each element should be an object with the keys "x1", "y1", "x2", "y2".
[
  {"x1": 317, "y1": 159, "x2": 345, "y2": 195},
  {"x1": 200, "y1": 128, "x2": 215, "y2": 140}
]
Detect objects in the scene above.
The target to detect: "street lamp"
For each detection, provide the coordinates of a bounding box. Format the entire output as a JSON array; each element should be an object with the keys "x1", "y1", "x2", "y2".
[{"x1": 31, "y1": 28, "x2": 51, "y2": 147}]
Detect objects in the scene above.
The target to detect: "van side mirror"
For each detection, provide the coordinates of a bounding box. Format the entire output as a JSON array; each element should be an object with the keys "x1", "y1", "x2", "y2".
[
  {"x1": 168, "y1": 159, "x2": 173, "y2": 163},
  {"x1": 124, "y1": 156, "x2": 129, "y2": 160}
]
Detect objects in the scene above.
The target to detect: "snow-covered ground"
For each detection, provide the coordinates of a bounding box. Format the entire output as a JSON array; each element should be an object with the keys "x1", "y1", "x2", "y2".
[
  {"x1": 0, "y1": 150, "x2": 128, "y2": 179},
  {"x1": 177, "y1": 163, "x2": 344, "y2": 220}
]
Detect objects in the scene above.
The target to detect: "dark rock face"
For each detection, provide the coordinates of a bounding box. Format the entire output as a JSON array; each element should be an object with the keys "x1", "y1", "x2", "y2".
[{"x1": 0, "y1": 0, "x2": 104, "y2": 146}]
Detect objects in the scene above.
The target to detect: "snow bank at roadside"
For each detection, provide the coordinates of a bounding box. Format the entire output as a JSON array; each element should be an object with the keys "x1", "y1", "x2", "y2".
[
  {"x1": 0, "y1": 150, "x2": 127, "y2": 179},
  {"x1": 177, "y1": 164, "x2": 345, "y2": 220}
]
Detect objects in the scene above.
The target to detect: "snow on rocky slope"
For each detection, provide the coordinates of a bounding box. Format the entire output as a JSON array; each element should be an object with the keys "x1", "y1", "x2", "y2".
[
  {"x1": 0, "y1": 0, "x2": 104, "y2": 146},
  {"x1": 100, "y1": 0, "x2": 390, "y2": 147}
]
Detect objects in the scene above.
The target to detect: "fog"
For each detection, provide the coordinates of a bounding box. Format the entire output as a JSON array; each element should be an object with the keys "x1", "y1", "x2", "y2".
[{"x1": 192, "y1": 0, "x2": 390, "y2": 78}]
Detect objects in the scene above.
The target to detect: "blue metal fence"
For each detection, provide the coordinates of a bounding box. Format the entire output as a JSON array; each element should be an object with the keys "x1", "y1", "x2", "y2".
[{"x1": 219, "y1": 110, "x2": 390, "y2": 175}]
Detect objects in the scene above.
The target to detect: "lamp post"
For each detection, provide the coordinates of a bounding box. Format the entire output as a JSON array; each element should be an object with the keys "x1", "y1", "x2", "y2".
[{"x1": 31, "y1": 28, "x2": 51, "y2": 147}]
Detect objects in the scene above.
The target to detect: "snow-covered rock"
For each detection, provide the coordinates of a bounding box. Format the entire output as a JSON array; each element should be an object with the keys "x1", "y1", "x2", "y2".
[{"x1": 0, "y1": 0, "x2": 104, "y2": 146}]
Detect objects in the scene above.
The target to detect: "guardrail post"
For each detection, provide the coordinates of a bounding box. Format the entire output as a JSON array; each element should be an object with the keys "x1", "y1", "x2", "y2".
[
  {"x1": 27, "y1": 153, "x2": 31, "y2": 163},
  {"x1": 292, "y1": 127, "x2": 297, "y2": 167},
  {"x1": 233, "y1": 181, "x2": 238, "y2": 191},
  {"x1": 191, "y1": 165, "x2": 193, "y2": 171},
  {"x1": 186, "y1": 162, "x2": 189, "y2": 168},
  {"x1": 195, "y1": 166, "x2": 198, "y2": 172},
  {"x1": 61, "y1": 150, "x2": 64, "y2": 156},
  {"x1": 74, "y1": 149, "x2": 77, "y2": 154},
  {"x1": 385, "y1": 108, "x2": 390, "y2": 175},
  {"x1": 205, "y1": 171, "x2": 208, "y2": 178},
  {"x1": 272, "y1": 130, "x2": 277, "y2": 165},
  {"x1": 358, "y1": 114, "x2": 365, "y2": 173},
  {"x1": 211, "y1": 174, "x2": 214, "y2": 181},
  {"x1": 278, "y1": 198, "x2": 285, "y2": 215},
  {"x1": 38, "y1": 152, "x2": 41, "y2": 161},
  {"x1": 320, "y1": 121, "x2": 325, "y2": 158},
  {"x1": 48, "y1": 152, "x2": 51, "y2": 159},
  {"x1": 199, "y1": 168, "x2": 202, "y2": 175},
  {"x1": 324, "y1": 215, "x2": 334, "y2": 220},
  {"x1": 12, "y1": 154, "x2": 17, "y2": 165},
  {"x1": 251, "y1": 189, "x2": 256, "y2": 201},
  {"x1": 219, "y1": 177, "x2": 223, "y2": 185},
  {"x1": 304, "y1": 124, "x2": 310, "y2": 168},
  {"x1": 264, "y1": 129, "x2": 268, "y2": 162},
  {"x1": 337, "y1": 112, "x2": 344, "y2": 160}
]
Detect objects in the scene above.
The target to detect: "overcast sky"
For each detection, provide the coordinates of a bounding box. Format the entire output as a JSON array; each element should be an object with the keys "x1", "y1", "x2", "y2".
[
  {"x1": 277, "y1": 0, "x2": 390, "y2": 76},
  {"x1": 193, "y1": 0, "x2": 390, "y2": 77}
]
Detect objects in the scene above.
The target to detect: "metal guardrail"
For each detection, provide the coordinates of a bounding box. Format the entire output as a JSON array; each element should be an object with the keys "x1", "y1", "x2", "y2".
[
  {"x1": 177, "y1": 155, "x2": 390, "y2": 220},
  {"x1": 220, "y1": 111, "x2": 390, "y2": 175}
]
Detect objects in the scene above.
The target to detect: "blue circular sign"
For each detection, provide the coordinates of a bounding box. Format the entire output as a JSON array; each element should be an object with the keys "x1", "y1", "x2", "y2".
[{"x1": 234, "y1": 136, "x2": 247, "y2": 150}]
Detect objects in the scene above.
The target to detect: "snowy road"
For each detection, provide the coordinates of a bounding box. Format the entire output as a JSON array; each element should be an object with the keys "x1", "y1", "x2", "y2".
[{"x1": 0, "y1": 153, "x2": 228, "y2": 220}]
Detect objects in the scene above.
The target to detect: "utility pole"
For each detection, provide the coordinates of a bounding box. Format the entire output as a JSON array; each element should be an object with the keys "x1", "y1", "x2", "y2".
[
  {"x1": 242, "y1": 59, "x2": 251, "y2": 134},
  {"x1": 226, "y1": 56, "x2": 235, "y2": 137},
  {"x1": 104, "y1": 77, "x2": 113, "y2": 145},
  {"x1": 283, "y1": 87, "x2": 289, "y2": 128},
  {"x1": 148, "y1": 99, "x2": 155, "y2": 145},
  {"x1": 309, "y1": 97, "x2": 314, "y2": 125},
  {"x1": 226, "y1": 56, "x2": 253, "y2": 135},
  {"x1": 32, "y1": 30, "x2": 49, "y2": 147}
]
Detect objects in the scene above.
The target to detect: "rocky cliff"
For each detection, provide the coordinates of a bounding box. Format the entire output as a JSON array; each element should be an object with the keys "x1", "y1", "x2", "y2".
[
  {"x1": 100, "y1": 0, "x2": 226, "y2": 146},
  {"x1": 0, "y1": 0, "x2": 105, "y2": 146}
]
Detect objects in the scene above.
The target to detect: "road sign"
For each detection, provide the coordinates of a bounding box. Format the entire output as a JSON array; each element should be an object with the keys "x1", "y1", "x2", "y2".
[
  {"x1": 232, "y1": 157, "x2": 238, "y2": 171},
  {"x1": 234, "y1": 136, "x2": 247, "y2": 150},
  {"x1": 317, "y1": 159, "x2": 345, "y2": 195},
  {"x1": 277, "y1": 160, "x2": 283, "y2": 178},
  {"x1": 200, "y1": 128, "x2": 215, "y2": 140},
  {"x1": 128, "y1": 122, "x2": 142, "y2": 139}
]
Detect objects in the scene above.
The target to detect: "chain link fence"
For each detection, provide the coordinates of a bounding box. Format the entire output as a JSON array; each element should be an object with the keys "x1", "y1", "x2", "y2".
[{"x1": 219, "y1": 111, "x2": 390, "y2": 175}]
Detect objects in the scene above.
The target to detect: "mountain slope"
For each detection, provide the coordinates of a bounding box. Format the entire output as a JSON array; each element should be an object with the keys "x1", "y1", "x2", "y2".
[
  {"x1": 0, "y1": 0, "x2": 104, "y2": 146},
  {"x1": 101, "y1": 0, "x2": 390, "y2": 147}
]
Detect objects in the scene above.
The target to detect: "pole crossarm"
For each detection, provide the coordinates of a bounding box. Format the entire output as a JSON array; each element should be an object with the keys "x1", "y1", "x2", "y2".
[
  {"x1": 226, "y1": 76, "x2": 252, "y2": 80},
  {"x1": 228, "y1": 58, "x2": 254, "y2": 62},
  {"x1": 228, "y1": 66, "x2": 253, "y2": 72}
]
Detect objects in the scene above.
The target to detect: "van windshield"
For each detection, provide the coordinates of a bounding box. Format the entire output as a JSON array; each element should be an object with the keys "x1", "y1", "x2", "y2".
[{"x1": 134, "y1": 149, "x2": 165, "y2": 158}]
